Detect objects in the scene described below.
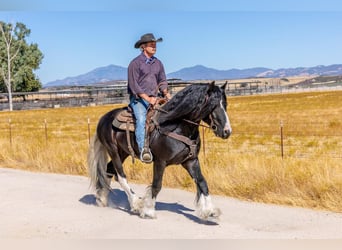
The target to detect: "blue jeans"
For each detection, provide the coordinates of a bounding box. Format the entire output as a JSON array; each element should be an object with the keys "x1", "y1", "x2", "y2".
[{"x1": 129, "y1": 96, "x2": 150, "y2": 153}]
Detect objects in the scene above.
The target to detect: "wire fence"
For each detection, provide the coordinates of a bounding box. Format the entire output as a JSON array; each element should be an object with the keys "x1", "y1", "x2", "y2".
[
  {"x1": 1, "y1": 84, "x2": 341, "y2": 111},
  {"x1": 1, "y1": 118, "x2": 341, "y2": 160}
]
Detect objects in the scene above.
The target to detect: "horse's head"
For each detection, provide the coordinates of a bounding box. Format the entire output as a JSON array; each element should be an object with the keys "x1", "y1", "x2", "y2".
[{"x1": 203, "y1": 81, "x2": 232, "y2": 139}]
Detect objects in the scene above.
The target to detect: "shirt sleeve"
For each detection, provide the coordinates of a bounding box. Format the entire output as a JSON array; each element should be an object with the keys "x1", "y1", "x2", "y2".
[
  {"x1": 158, "y1": 61, "x2": 168, "y2": 92},
  {"x1": 128, "y1": 60, "x2": 144, "y2": 96}
]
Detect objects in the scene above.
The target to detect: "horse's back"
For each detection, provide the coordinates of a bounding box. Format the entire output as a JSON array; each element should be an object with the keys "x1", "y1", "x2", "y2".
[{"x1": 97, "y1": 107, "x2": 126, "y2": 134}]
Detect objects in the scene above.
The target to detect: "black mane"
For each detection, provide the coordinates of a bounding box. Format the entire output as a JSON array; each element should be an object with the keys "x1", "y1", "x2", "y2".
[{"x1": 157, "y1": 83, "x2": 222, "y2": 125}]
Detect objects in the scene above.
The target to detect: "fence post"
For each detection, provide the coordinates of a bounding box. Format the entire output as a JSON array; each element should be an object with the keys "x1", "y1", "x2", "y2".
[
  {"x1": 44, "y1": 119, "x2": 48, "y2": 145},
  {"x1": 280, "y1": 120, "x2": 284, "y2": 159},
  {"x1": 8, "y1": 118, "x2": 12, "y2": 147},
  {"x1": 87, "y1": 117, "x2": 91, "y2": 144}
]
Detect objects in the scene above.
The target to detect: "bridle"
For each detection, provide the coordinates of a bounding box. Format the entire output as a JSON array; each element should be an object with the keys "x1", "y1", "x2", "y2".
[{"x1": 150, "y1": 95, "x2": 221, "y2": 162}]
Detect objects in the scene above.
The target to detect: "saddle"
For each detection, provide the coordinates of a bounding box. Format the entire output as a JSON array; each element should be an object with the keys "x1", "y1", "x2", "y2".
[
  {"x1": 112, "y1": 104, "x2": 161, "y2": 163},
  {"x1": 112, "y1": 107, "x2": 136, "y2": 132},
  {"x1": 112, "y1": 98, "x2": 167, "y2": 132}
]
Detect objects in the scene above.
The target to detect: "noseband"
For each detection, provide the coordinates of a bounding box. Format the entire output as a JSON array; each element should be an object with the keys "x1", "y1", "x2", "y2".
[{"x1": 209, "y1": 114, "x2": 217, "y2": 131}]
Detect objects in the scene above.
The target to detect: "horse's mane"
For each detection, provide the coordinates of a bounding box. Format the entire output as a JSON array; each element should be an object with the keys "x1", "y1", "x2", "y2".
[{"x1": 157, "y1": 83, "x2": 222, "y2": 125}]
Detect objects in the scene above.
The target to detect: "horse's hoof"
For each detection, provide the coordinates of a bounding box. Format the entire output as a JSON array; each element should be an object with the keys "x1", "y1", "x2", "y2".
[
  {"x1": 207, "y1": 209, "x2": 221, "y2": 223},
  {"x1": 210, "y1": 208, "x2": 222, "y2": 218},
  {"x1": 140, "y1": 209, "x2": 157, "y2": 219},
  {"x1": 140, "y1": 213, "x2": 157, "y2": 219},
  {"x1": 130, "y1": 207, "x2": 140, "y2": 214},
  {"x1": 198, "y1": 208, "x2": 222, "y2": 222},
  {"x1": 95, "y1": 198, "x2": 107, "y2": 207},
  {"x1": 130, "y1": 196, "x2": 143, "y2": 214}
]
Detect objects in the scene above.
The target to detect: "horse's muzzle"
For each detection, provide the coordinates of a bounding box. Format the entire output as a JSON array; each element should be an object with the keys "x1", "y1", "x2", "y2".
[{"x1": 222, "y1": 129, "x2": 231, "y2": 139}]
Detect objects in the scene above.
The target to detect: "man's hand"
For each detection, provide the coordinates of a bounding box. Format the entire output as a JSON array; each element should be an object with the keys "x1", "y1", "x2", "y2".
[
  {"x1": 148, "y1": 96, "x2": 157, "y2": 105},
  {"x1": 164, "y1": 92, "x2": 171, "y2": 101}
]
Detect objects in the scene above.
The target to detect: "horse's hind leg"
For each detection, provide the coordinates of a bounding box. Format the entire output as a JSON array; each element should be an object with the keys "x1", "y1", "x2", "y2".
[
  {"x1": 95, "y1": 173, "x2": 111, "y2": 207},
  {"x1": 106, "y1": 160, "x2": 118, "y2": 182},
  {"x1": 108, "y1": 150, "x2": 142, "y2": 213},
  {"x1": 95, "y1": 161, "x2": 117, "y2": 207},
  {"x1": 182, "y1": 158, "x2": 221, "y2": 221},
  {"x1": 88, "y1": 136, "x2": 112, "y2": 207}
]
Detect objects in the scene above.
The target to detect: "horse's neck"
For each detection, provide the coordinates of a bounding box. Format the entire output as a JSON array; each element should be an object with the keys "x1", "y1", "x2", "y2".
[{"x1": 161, "y1": 121, "x2": 199, "y2": 139}]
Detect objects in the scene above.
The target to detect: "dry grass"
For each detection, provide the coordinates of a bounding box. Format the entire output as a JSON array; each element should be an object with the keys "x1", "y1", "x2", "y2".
[{"x1": 0, "y1": 90, "x2": 341, "y2": 213}]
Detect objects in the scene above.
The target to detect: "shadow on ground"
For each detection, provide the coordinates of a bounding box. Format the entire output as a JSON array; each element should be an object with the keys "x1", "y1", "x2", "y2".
[{"x1": 79, "y1": 188, "x2": 218, "y2": 225}]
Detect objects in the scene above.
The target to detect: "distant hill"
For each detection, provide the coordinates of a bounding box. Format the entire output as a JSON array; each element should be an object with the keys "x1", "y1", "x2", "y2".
[
  {"x1": 44, "y1": 63, "x2": 342, "y2": 87},
  {"x1": 167, "y1": 65, "x2": 271, "y2": 80},
  {"x1": 167, "y1": 64, "x2": 342, "y2": 80},
  {"x1": 44, "y1": 64, "x2": 127, "y2": 87}
]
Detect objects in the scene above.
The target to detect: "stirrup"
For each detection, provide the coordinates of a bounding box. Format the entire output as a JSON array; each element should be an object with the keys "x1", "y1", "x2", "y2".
[{"x1": 140, "y1": 148, "x2": 153, "y2": 163}]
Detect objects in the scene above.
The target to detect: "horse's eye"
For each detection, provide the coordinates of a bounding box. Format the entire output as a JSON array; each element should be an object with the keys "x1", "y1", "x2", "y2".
[{"x1": 211, "y1": 124, "x2": 217, "y2": 131}]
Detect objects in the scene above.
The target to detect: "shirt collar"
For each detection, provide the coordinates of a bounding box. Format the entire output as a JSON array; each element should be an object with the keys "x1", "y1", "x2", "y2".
[{"x1": 141, "y1": 53, "x2": 156, "y2": 64}]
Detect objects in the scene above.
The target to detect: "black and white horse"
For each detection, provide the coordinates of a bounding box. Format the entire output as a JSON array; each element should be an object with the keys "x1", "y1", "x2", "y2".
[{"x1": 87, "y1": 81, "x2": 232, "y2": 221}]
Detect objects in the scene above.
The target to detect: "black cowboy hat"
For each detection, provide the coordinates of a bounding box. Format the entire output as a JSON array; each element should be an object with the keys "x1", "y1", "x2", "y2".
[{"x1": 134, "y1": 33, "x2": 163, "y2": 49}]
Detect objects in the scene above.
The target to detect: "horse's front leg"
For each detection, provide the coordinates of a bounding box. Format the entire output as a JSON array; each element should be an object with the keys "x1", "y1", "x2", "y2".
[
  {"x1": 140, "y1": 161, "x2": 166, "y2": 219},
  {"x1": 182, "y1": 158, "x2": 221, "y2": 221}
]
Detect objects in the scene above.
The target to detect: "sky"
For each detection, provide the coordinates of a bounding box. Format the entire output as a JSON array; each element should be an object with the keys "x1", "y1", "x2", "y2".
[{"x1": 1, "y1": 0, "x2": 342, "y2": 85}]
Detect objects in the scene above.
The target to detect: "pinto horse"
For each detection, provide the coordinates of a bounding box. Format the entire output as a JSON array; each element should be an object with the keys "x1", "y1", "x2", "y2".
[{"x1": 87, "y1": 81, "x2": 232, "y2": 221}]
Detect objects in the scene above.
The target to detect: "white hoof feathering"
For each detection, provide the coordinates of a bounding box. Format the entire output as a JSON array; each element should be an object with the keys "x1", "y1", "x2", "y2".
[
  {"x1": 130, "y1": 195, "x2": 143, "y2": 213},
  {"x1": 196, "y1": 194, "x2": 221, "y2": 220},
  {"x1": 116, "y1": 175, "x2": 142, "y2": 213},
  {"x1": 140, "y1": 186, "x2": 156, "y2": 219},
  {"x1": 96, "y1": 189, "x2": 109, "y2": 207}
]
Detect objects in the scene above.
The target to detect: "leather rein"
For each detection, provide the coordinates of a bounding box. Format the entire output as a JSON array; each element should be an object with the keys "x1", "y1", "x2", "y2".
[
  {"x1": 154, "y1": 106, "x2": 212, "y2": 129},
  {"x1": 153, "y1": 95, "x2": 214, "y2": 129}
]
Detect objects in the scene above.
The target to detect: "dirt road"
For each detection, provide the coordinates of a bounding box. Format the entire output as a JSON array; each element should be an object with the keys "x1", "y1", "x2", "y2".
[{"x1": 0, "y1": 167, "x2": 341, "y2": 239}]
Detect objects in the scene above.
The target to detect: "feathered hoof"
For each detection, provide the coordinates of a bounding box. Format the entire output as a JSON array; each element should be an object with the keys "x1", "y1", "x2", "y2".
[
  {"x1": 198, "y1": 207, "x2": 221, "y2": 222},
  {"x1": 130, "y1": 207, "x2": 140, "y2": 214},
  {"x1": 130, "y1": 196, "x2": 143, "y2": 214},
  {"x1": 211, "y1": 207, "x2": 222, "y2": 218},
  {"x1": 95, "y1": 197, "x2": 108, "y2": 207},
  {"x1": 139, "y1": 209, "x2": 157, "y2": 219}
]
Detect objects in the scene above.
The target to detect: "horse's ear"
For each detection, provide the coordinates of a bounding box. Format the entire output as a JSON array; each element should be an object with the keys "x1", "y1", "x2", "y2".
[
  {"x1": 221, "y1": 81, "x2": 228, "y2": 90},
  {"x1": 208, "y1": 81, "x2": 215, "y2": 93}
]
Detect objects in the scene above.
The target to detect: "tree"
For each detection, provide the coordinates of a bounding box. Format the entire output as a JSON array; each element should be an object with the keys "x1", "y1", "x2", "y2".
[{"x1": 0, "y1": 21, "x2": 43, "y2": 110}]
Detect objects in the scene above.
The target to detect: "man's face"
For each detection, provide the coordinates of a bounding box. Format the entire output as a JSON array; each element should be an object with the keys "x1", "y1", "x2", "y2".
[{"x1": 143, "y1": 41, "x2": 157, "y2": 56}]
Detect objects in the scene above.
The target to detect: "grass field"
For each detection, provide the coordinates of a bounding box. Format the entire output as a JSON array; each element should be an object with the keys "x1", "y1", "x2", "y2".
[{"x1": 0, "y1": 90, "x2": 341, "y2": 212}]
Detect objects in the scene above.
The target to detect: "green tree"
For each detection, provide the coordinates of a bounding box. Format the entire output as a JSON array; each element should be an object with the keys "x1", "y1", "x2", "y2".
[{"x1": 0, "y1": 21, "x2": 43, "y2": 110}]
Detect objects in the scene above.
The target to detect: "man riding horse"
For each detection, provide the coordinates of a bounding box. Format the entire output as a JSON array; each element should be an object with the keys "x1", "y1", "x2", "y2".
[{"x1": 127, "y1": 33, "x2": 171, "y2": 163}]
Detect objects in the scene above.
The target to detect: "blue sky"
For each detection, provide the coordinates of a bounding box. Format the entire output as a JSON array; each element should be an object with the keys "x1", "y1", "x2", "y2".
[{"x1": 1, "y1": 1, "x2": 342, "y2": 85}]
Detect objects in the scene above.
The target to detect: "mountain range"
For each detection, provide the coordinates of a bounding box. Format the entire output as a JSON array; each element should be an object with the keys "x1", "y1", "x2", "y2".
[{"x1": 44, "y1": 63, "x2": 342, "y2": 87}]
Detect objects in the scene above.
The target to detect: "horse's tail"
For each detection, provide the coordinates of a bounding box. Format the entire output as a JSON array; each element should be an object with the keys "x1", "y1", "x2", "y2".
[{"x1": 87, "y1": 132, "x2": 110, "y2": 191}]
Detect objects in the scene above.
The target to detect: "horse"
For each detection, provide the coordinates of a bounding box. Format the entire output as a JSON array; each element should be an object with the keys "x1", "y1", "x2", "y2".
[{"x1": 87, "y1": 81, "x2": 232, "y2": 221}]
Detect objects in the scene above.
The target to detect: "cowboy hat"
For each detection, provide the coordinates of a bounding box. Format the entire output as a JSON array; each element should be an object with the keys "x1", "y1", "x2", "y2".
[{"x1": 134, "y1": 33, "x2": 163, "y2": 49}]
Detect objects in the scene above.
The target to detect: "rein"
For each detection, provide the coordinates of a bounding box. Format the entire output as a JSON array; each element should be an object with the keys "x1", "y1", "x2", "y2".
[
  {"x1": 154, "y1": 93, "x2": 213, "y2": 129},
  {"x1": 154, "y1": 106, "x2": 211, "y2": 129},
  {"x1": 183, "y1": 118, "x2": 211, "y2": 129}
]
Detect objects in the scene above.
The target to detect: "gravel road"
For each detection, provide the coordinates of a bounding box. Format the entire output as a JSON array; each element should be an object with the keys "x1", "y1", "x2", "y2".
[{"x1": 1, "y1": 167, "x2": 341, "y2": 239}]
